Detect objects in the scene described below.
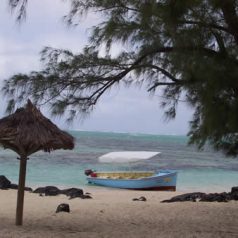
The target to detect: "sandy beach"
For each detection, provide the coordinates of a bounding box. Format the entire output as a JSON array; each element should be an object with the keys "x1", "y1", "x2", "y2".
[{"x1": 0, "y1": 188, "x2": 237, "y2": 238}]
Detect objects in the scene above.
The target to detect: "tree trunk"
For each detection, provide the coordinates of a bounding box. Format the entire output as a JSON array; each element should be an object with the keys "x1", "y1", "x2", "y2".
[{"x1": 15, "y1": 157, "x2": 27, "y2": 226}]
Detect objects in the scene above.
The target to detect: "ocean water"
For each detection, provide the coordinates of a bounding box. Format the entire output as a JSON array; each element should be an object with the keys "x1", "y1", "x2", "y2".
[{"x1": 0, "y1": 130, "x2": 238, "y2": 192}]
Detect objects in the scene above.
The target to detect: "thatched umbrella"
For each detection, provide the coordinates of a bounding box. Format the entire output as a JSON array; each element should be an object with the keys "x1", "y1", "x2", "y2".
[{"x1": 0, "y1": 100, "x2": 74, "y2": 225}]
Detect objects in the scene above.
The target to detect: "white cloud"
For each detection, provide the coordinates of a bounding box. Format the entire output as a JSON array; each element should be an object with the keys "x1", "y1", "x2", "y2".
[{"x1": 71, "y1": 86, "x2": 193, "y2": 135}]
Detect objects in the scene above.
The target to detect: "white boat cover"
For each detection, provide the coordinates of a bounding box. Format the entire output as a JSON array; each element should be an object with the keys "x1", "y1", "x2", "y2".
[{"x1": 98, "y1": 151, "x2": 160, "y2": 163}]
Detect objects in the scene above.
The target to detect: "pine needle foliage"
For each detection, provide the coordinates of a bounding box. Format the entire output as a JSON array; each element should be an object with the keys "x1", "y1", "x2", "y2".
[{"x1": 3, "y1": 0, "x2": 238, "y2": 156}]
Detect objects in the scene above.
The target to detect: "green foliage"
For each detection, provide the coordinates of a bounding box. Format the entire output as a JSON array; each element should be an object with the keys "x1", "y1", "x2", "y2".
[{"x1": 3, "y1": 0, "x2": 238, "y2": 156}]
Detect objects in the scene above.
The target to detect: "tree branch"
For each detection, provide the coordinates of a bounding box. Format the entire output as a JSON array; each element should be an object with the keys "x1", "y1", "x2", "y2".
[
  {"x1": 148, "y1": 82, "x2": 178, "y2": 92},
  {"x1": 131, "y1": 64, "x2": 180, "y2": 82},
  {"x1": 217, "y1": 0, "x2": 238, "y2": 45},
  {"x1": 178, "y1": 20, "x2": 231, "y2": 34}
]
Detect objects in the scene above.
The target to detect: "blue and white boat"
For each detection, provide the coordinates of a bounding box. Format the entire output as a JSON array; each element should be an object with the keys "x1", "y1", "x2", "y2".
[
  {"x1": 85, "y1": 151, "x2": 177, "y2": 191},
  {"x1": 85, "y1": 170, "x2": 177, "y2": 191}
]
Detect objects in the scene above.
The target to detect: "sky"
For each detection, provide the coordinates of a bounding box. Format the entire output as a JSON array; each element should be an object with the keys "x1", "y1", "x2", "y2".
[{"x1": 0, "y1": 0, "x2": 193, "y2": 135}]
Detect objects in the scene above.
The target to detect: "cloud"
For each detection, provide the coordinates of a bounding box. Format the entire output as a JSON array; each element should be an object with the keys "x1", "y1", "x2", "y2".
[
  {"x1": 0, "y1": 0, "x2": 193, "y2": 135},
  {"x1": 71, "y1": 86, "x2": 193, "y2": 135},
  {"x1": 0, "y1": 0, "x2": 90, "y2": 78}
]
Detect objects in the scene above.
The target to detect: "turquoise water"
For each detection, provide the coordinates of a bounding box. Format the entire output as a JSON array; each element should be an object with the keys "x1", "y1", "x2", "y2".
[{"x1": 0, "y1": 130, "x2": 238, "y2": 192}]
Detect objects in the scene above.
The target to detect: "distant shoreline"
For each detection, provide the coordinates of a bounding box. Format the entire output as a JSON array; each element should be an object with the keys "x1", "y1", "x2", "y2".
[{"x1": 69, "y1": 129, "x2": 188, "y2": 137}]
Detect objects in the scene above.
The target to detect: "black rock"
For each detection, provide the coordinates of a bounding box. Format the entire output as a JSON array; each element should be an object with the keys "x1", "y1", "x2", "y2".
[
  {"x1": 161, "y1": 192, "x2": 205, "y2": 203},
  {"x1": 24, "y1": 187, "x2": 33, "y2": 192},
  {"x1": 200, "y1": 193, "x2": 229, "y2": 202},
  {"x1": 161, "y1": 188, "x2": 238, "y2": 203},
  {"x1": 10, "y1": 184, "x2": 18, "y2": 189},
  {"x1": 9, "y1": 184, "x2": 32, "y2": 192},
  {"x1": 231, "y1": 193, "x2": 238, "y2": 200},
  {"x1": 0, "y1": 175, "x2": 11, "y2": 189},
  {"x1": 132, "y1": 196, "x2": 147, "y2": 202},
  {"x1": 33, "y1": 186, "x2": 60, "y2": 196},
  {"x1": 61, "y1": 188, "x2": 84, "y2": 198},
  {"x1": 139, "y1": 196, "x2": 147, "y2": 201},
  {"x1": 33, "y1": 187, "x2": 46, "y2": 194},
  {"x1": 77, "y1": 194, "x2": 92, "y2": 199},
  {"x1": 33, "y1": 186, "x2": 87, "y2": 198},
  {"x1": 56, "y1": 203, "x2": 70, "y2": 213},
  {"x1": 45, "y1": 186, "x2": 61, "y2": 196},
  {"x1": 231, "y1": 187, "x2": 238, "y2": 200},
  {"x1": 231, "y1": 187, "x2": 238, "y2": 194}
]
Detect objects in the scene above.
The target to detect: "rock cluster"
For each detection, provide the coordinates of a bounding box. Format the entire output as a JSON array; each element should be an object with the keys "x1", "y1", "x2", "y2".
[
  {"x1": 0, "y1": 175, "x2": 32, "y2": 191},
  {"x1": 0, "y1": 175, "x2": 11, "y2": 189},
  {"x1": 0, "y1": 175, "x2": 92, "y2": 199},
  {"x1": 161, "y1": 187, "x2": 238, "y2": 203},
  {"x1": 33, "y1": 186, "x2": 92, "y2": 199}
]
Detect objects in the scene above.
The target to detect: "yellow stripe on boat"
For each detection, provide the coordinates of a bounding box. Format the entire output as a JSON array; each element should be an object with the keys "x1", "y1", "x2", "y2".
[{"x1": 96, "y1": 172, "x2": 154, "y2": 179}]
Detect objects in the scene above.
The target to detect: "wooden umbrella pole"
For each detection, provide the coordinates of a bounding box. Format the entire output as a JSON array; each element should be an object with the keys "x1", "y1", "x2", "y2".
[{"x1": 15, "y1": 157, "x2": 28, "y2": 226}]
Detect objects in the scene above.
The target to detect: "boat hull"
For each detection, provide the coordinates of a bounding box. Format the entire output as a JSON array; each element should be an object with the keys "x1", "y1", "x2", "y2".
[{"x1": 86, "y1": 171, "x2": 177, "y2": 191}]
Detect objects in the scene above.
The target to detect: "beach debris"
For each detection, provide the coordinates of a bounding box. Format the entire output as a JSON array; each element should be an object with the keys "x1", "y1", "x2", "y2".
[
  {"x1": 56, "y1": 203, "x2": 70, "y2": 213},
  {"x1": 132, "y1": 196, "x2": 147, "y2": 202},
  {"x1": 0, "y1": 175, "x2": 11, "y2": 189},
  {"x1": 161, "y1": 187, "x2": 238, "y2": 203}
]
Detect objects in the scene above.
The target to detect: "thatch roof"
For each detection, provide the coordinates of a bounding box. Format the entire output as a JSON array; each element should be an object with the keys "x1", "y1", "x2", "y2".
[{"x1": 0, "y1": 100, "x2": 74, "y2": 157}]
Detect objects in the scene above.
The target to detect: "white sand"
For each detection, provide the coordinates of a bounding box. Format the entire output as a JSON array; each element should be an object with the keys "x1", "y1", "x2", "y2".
[{"x1": 0, "y1": 188, "x2": 237, "y2": 238}]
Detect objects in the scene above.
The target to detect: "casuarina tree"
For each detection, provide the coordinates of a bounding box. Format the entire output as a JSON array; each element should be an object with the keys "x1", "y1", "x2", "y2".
[{"x1": 3, "y1": 0, "x2": 238, "y2": 156}]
